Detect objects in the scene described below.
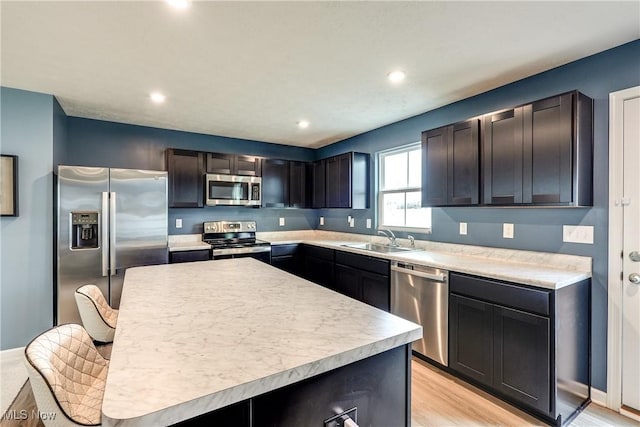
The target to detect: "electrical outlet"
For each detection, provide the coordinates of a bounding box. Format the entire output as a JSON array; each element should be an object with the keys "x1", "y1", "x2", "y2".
[
  {"x1": 319, "y1": 216, "x2": 324, "y2": 226},
  {"x1": 279, "y1": 217, "x2": 285, "y2": 226},
  {"x1": 349, "y1": 218, "x2": 355, "y2": 228},
  {"x1": 366, "y1": 218, "x2": 372, "y2": 229},
  {"x1": 563, "y1": 225, "x2": 594, "y2": 244},
  {"x1": 347, "y1": 215, "x2": 352, "y2": 224},
  {"x1": 459, "y1": 222, "x2": 467, "y2": 235},
  {"x1": 175, "y1": 218, "x2": 182, "y2": 229},
  {"x1": 503, "y1": 223, "x2": 514, "y2": 239}
]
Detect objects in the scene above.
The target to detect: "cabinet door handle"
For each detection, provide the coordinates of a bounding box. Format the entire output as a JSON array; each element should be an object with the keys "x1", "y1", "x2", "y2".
[{"x1": 629, "y1": 273, "x2": 640, "y2": 284}]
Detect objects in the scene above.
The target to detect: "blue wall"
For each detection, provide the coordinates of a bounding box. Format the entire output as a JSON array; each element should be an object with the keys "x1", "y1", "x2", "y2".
[
  {"x1": 64, "y1": 118, "x2": 317, "y2": 234},
  {"x1": 0, "y1": 87, "x2": 55, "y2": 349},
  {"x1": 315, "y1": 39, "x2": 640, "y2": 390}
]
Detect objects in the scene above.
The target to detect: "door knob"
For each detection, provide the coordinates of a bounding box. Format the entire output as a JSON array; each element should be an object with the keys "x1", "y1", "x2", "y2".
[
  {"x1": 629, "y1": 273, "x2": 640, "y2": 284},
  {"x1": 630, "y1": 251, "x2": 640, "y2": 262}
]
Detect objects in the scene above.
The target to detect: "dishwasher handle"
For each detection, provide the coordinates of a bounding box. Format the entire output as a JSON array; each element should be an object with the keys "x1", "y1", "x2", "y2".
[{"x1": 391, "y1": 264, "x2": 447, "y2": 282}]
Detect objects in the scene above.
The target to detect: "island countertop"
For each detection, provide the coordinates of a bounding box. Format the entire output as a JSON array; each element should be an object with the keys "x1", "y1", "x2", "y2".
[{"x1": 102, "y1": 258, "x2": 422, "y2": 426}]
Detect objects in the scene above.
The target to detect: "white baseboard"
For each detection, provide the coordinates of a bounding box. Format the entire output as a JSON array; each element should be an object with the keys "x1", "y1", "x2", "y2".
[{"x1": 591, "y1": 387, "x2": 607, "y2": 407}]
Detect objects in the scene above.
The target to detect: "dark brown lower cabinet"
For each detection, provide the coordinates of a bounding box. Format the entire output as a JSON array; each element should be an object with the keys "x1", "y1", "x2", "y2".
[
  {"x1": 334, "y1": 251, "x2": 390, "y2": 311},
  {"x1": 174, "y1": 345, "x2": 412, "y2": 427},
  {"x1": 301, "y1": 245, "x2": 335, "y2": 290},
  {"x1": 449, "y1": 272, "x2": 589, "y2": 426},
  {"x1": 360, "y1": 270, "x2": 390, "y2": 311},
  {"x1": 493, "y1": 305, "x2": 551, "y2": 414},
  {"x1": 270, "y1": 243, "x2": 301, "y2": 275},
  {"x1": 334, "y1": 263, "x2": 361, "y2": 300},
  {"x1": 169, "y1": 249, "x2": 210, "y2": 264},
  {"x1": 449, "y1": 294, "x2": 493, "y2": 386}
]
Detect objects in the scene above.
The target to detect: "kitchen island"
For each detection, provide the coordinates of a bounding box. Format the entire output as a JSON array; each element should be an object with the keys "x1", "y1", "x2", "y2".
[{"x1": 102, "y1": 258, "x2": 422, "y2": 426}]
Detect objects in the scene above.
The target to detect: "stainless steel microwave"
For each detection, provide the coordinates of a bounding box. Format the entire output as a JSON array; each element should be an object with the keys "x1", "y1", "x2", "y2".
[{"x1": 205, "y1": 174, "x2": 262, "y2": 206}]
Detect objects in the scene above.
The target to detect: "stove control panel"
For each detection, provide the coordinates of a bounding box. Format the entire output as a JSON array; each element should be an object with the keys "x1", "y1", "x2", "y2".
[{"x1": 204, "y1": 221, "x2": 257, "y2": 233}]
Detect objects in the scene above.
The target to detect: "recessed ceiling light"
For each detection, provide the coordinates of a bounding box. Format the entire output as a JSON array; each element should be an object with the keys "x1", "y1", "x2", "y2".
[
  {"x1": 297, "y1": 120, "x2": 310, "y2": 129},
  {"x1": 150, "y1": 92, "x2": 166, "y2": 104},
  {"x1": 166, "y1": 0, "x2": 190, "y2": 9},
  {"x1": 388, "y1": 70, "x2": 406, "y2": 83}
]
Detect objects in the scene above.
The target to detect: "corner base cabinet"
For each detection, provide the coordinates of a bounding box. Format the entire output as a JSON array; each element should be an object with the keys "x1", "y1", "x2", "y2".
[{"x1": 449, "y1": 273, "x2": 590, "y2": 426}]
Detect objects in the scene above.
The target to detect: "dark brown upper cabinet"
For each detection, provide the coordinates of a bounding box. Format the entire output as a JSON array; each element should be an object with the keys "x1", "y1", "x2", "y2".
[
  {"x1": 523, "y1": 92, "x2": 592, "y2": 206},
  {"x1": 206, "y1": 153, "x2": 262, "y2": 176},
  {"x1": 262, "y1": 158, "x2": 290, "y2": 208},
  {"x1": 289, "y1": 161, "x2": 309, "y2": 208},
  {"x1": 484, "y1": 91, "x2": 593, "y2": 206},
  {"x1": 166, "y1": 149, "x2": 205, "y2": 208},
  {"x1": 483, "y1": 108, "x2": 525, "y2": 205},
  {"x1": 325, "y1": 152, "x2": 369, "y2": 209},
  {"x1": 262, "y1": 159, "x2": 310, "y2": 208},
  {"x1": 422, "y1": 119, "x2": 480, "y2": 207},
  {"x1": 311, "y1": 160, "x2": 326, "y2": 208}
]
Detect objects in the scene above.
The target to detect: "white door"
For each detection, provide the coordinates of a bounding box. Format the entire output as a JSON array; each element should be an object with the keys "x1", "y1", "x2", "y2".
[{"x1": 622, "y1": 92, "x2": 640, "y2": 412}]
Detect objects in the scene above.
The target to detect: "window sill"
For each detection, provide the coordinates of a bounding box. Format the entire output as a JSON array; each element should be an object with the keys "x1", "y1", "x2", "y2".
[{"x1": 378, "y1": 225, "x2": 432, "y2": 234}]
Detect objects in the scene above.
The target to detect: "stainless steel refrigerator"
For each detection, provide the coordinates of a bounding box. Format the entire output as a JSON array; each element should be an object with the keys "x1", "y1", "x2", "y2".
[{"x1": 56, "y1": 166, "x2": 168, "y2": 325}]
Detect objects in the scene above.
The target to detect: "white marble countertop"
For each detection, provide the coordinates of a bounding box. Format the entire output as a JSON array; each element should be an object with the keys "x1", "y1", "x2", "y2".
[
  {"x1": 259, "y1": 231, "x2": 591, "y2": 290},
  {"x1": 102, "y1": 259, "x2": 422, "y2": 426},
  {"x1": 167, "y1": 230, "x2": 591, "y2": 289},
  {"x1": 167, "y1": 234, "x2": 211, "y2": 252}
]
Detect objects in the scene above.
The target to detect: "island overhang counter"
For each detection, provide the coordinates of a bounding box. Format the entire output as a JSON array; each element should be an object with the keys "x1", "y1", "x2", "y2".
[{"x1": 102, "y1": 258, "x2": 422, "y2": 426}]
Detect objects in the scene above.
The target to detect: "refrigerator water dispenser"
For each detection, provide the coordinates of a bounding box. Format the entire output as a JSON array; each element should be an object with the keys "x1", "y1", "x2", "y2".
[{"x1": 71, "y1": 211, "x2": 99, "y2": 249}]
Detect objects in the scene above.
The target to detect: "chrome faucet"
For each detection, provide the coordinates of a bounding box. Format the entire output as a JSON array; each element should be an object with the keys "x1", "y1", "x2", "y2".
[
  {"x1": 408, "y1": 235, "x2": 415, "y2": 248},
  {"x1": 377, "y1": 229, "x2": 398, "y2": 246}
]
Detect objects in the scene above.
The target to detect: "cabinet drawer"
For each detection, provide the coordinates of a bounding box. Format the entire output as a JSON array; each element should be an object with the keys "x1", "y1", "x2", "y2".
[
  {"x1": 335, "y1": 251, "x2": 389, "y2": 276},
  {"x1": 169, "y1": 250, "x2": 210, "y2": 264},
  {"x1": 450, "y1": 273, "x2": 550, "y2": 317},
  {"x1": 271, "y1": 243, "x2": 299, "y2": 257},
  {"x1": 302, "y1": 244, "x2": 334, "y2": 261}
]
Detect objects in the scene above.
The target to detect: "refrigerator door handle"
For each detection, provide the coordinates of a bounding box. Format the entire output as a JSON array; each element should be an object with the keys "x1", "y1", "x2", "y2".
[
  {"x1": 101, "y1": 192, "x2": 109, "y2": 277},
  {"x1": 110, "y1": 192, "x2": 116, "y2": 276}
]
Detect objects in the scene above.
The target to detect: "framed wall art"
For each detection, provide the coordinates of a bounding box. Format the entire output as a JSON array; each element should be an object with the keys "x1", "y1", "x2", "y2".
[{"x1": 0, "y1": 155, "x2": 18, "y2": 216}]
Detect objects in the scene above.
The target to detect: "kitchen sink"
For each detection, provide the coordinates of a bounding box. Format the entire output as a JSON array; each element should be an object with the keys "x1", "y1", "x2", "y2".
[{"x1": 341, "y1": 242, "x2": 418, "y2": 253}]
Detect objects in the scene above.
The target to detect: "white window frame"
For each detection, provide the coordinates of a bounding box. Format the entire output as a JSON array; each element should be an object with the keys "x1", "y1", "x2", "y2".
[{"x1": 377, "y1": 142, "x2": 432, "y2": 233}]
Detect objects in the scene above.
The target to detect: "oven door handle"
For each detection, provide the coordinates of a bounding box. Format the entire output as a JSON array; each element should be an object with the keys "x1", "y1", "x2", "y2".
[{"x1": 211, "y1": 246, "x2": 271, "y2": 256}]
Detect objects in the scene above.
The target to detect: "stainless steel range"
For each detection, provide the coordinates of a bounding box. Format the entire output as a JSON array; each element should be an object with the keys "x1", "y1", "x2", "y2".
[{"x1": 203, "y1": 220, "x2": 271, "y2": 263}]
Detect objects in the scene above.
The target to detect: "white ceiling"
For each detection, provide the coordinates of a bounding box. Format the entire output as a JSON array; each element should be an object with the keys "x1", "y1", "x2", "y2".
[{"x1": 2, "y1": 1, "x2": 639, "y2": 148}]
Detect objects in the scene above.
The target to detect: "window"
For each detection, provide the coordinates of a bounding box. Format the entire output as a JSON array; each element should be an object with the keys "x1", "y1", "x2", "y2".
[{"x1": 378, "y1": 143, "x2": 432, "y2": 231}]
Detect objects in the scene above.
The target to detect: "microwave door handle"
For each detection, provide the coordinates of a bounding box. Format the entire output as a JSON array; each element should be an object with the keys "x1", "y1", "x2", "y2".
[{"x1": 101, "y1": 192, "x2": 109, "y2": 277}]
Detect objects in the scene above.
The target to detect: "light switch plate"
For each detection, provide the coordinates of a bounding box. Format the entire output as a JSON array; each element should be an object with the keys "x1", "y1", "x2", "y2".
[
  {"x1": 366, "y1": 218, "x2": 372, "y2": 229},
  {"x1": 175, "y1": 218, "x2": 182, "y2": 229},
  {"x1": 503, "y1": 223, "x2": 514, "y2": 239},
  {"x1": 563, "y1": 225, "x2": 594, "y2": 244},
  {"x1": 349, "y1": 218, "x2": 355, "y2": 228},
  {"x1": 279, "y1": 217, "x2": 285, "y2": 226},
  {"x1": 347, "y1": 215, "x2": 352, "y2": 224},
  {"x1": 459, "y1": 222, "x2": 467, "y2": 235},
  {"x1": 319, "y1": 216, "x2": 324, "y2": 226}
]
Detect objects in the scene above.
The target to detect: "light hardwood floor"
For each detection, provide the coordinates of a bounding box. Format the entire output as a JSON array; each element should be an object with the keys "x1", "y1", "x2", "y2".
[
  {"x1": 2, "y1": 357, "x2": 638, "y2": 426},
  {"x1": 411, "y1": 358, "x2": 640, "y2": 427}
]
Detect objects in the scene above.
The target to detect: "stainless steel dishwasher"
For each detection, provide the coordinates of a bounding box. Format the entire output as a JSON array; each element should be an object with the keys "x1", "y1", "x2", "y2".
[{"x1": 391, "y1": 261, "x2": 448, "y2": 366}]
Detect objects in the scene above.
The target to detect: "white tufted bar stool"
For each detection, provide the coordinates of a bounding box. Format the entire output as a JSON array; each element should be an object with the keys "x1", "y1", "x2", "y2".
[
  {"x1": 24, "y1": 324, "x2": 109, "y2": 426},
  {"x1": 74, "y1": 284, "x2": 118, "y2": 344}
]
